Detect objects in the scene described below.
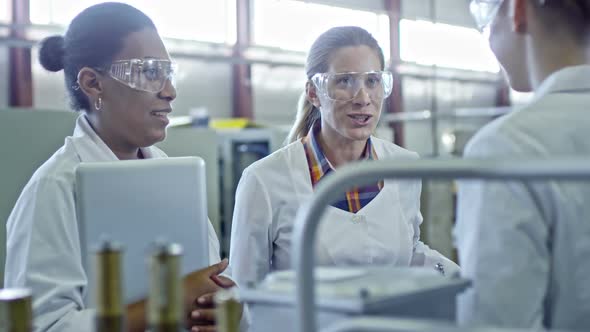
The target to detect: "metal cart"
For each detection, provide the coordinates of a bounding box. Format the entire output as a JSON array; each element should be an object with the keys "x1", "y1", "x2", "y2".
[{"x1": 289, "y1": 158, "x2": 590, "y2": 332}]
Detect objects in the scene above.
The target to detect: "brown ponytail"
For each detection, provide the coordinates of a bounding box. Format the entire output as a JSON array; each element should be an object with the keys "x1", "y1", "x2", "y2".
[{"x1": 287, "y1": 92, "x2": 321, "y2": 143}]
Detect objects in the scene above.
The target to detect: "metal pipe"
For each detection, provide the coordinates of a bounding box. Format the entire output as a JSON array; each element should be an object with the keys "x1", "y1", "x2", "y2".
[
  {"x1": 385, "y1": 0, "x2": 404, "y2": 146},
  {"x1": 323, "y1": 316, "x2": 539, "y2": 332},
  {"x1": 428, "y1": 0, "x2": 439, "y2": 157},
  {"x1": 380, "y1": 106, "x2": 512, "y2": 123},
  {"x1": 397, "y1": 64, "x2": 499, "y2": 84},
  {"x1": 291, "y1": 158, "x2": 590, "y2": 332},
  {"x1": 0, "y1": 25, "x2": 503, "y2": 82}
]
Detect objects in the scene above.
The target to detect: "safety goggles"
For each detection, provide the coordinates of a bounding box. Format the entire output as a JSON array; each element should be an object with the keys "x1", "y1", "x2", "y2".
[
  {"x1": 103, "y1": 58, "x2": 178, "y2": 93},
  {"x1": 311, "y1": 71, "x2": 393, "y2": 102},
  {"x1": 469, "y1": 0, "x2": 504, "y2": 31}
]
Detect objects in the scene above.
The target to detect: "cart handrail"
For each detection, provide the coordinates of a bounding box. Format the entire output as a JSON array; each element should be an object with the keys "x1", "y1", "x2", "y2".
[{"x1": 292, "y1": 158, "x2": 590, "y2": 332}]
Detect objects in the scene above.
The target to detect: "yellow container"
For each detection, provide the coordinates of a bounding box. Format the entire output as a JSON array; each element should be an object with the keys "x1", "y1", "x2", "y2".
[
  {"x1": 209, "y1": 118, "x2": 251, "y2": 129},
  {"x1": 0, "y1": 288, "x2": 33, "y2": 332}
]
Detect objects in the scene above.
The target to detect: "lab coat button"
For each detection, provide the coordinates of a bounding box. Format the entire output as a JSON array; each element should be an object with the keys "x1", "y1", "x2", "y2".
[{"x1": 352, "y1": 215, "x2": 366, "y2": 223}]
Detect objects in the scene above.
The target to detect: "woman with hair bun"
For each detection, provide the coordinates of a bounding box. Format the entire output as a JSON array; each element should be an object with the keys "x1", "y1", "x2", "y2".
[{"x1": 4, "y1": 3, "x2": 238, "y2": 331}]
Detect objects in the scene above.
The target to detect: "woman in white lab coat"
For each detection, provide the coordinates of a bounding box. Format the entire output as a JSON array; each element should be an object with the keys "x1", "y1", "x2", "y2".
[
  {"x1": 3, "y1": 3, "x2": 234, "y2": 332},
  {"x1": 456, "y1": 1, "x2": 590, "y2": 330},
  {"x1": 229, "y1": 26, "x2": 459, "y2": 289}
]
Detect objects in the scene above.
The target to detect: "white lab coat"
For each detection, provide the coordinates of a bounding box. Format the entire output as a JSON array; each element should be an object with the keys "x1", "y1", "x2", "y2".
[
  {"x1": 4, "y1": 114, "x2": 223, "y2": 332},
  {"x1": 455, "y1": 65, "x2": 590, "y2": 330},
  {"x1": 229, "y1": 135, "x2": 459, "y2": 288}
]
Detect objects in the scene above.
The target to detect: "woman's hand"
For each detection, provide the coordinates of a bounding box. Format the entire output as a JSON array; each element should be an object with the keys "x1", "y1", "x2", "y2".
[
  {"x1": 182, "y1": 259, "x2": 230, "y2": 330},
  {"x1": 188, "y1": 270, "x2": 243, "y2": 332}
]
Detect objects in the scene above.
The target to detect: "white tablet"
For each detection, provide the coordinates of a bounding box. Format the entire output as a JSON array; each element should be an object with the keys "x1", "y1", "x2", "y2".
[{"x1": 75, "y1": 157, "x2": 209, "y2": 305}]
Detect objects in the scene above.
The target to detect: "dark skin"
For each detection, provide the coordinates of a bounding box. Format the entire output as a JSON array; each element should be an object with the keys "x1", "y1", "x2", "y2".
[
  {"x1": 127, "y1": 260, "x2": 235, "y2": 332},
  {"x1": 187, "y1": 273, "x2": 242, "y2": 332},
  {"x1": 77, "y1": 28, "x2": 175, "y2": 160},
  {"x1": 76, "y1": 27, "x2": 241, "y2": 331}
]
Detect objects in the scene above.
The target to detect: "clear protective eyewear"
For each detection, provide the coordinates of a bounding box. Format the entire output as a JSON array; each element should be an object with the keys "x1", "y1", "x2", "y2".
[
  {"x1": 105, "y1": 58, "x2": 178, "y2": 93},
  {"x1": 311, "y1": 71, "x2": 394, "y2": 102},
  {"x1": 469, "y1": 0, "x2": 504, "y2": 31}
]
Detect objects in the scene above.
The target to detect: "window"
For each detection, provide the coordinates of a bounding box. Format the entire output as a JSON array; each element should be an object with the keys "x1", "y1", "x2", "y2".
[
  {"x1": 400, "y1": 19, "x2": 500, "y2": 73},
  {"x1": 253, "y1": 0, "x2": 390, "y2": 59},
  {"x1": 30, "y1": 0, "x2": 236, "y2": 44},
  {"x1": 0, "y1": 0, "x2": 9, "y2": 22}
]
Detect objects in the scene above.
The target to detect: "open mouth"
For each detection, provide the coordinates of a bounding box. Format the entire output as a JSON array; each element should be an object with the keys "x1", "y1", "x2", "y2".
[{"x1": 348, "y1": 114, "x2": 372, "y2": 125}]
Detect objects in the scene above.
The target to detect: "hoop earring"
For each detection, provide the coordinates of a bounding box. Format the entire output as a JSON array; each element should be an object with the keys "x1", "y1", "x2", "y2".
[{"x1": 94, "y1": 97, "x2": 102, "y2": 111}]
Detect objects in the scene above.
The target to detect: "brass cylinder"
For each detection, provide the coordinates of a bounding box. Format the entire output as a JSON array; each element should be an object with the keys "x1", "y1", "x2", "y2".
[
  {"x1": 95, "y1": 240, "x2": 125, "y2": 332},
  {"x1": 0, "y1": 288, "x2": 33, "y2": 332},
  {"x1": 148, "y1": 242, "x2": 183, "y2": 332},
  {"x1": 215, "y1": 288, "x2": 241, "y2": 332}
]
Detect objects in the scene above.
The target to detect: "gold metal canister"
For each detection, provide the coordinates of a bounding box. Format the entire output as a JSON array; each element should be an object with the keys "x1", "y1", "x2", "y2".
[
  {"x1": 215, "y1": 288, "x2": 241, "y2": 332},
  {"x1": 148, "y1": 242, "x2": 183, "y2": 332},
  {"x1": 0, "y1": 288, "x2": 33, "y2": 332},
  {"x1": 95, "y1": 240, "x2": 125, "y2": 332}
]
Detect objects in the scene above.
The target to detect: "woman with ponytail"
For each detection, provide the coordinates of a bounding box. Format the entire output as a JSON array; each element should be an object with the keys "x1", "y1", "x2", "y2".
[
  {"x1": 230, "y1": 26, "x2": 458, "y2": 294},
  {"x1": 456, "y1": 0, "x2": 590, "y2": 329}
]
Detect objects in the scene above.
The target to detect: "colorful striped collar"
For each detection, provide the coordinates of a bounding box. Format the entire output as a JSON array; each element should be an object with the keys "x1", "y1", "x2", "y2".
[{"x1": 302, "y1": 122, "x2": 378, "y2": 187}]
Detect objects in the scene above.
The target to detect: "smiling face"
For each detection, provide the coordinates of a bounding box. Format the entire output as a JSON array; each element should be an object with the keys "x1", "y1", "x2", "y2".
[
  {"x1": 314, "y1": 45, "x2": 384, "y2": 143},
  {"x1": 97, "y1": 27, "x2": 177, "y2": 149}
]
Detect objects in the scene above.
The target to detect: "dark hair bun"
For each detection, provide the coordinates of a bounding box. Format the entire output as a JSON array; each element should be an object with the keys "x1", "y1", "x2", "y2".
[{"x1": 39, "y1": 35, "x2": 65, "y2": 72}]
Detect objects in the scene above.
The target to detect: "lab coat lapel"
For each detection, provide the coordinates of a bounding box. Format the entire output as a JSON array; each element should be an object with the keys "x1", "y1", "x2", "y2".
[
  {"x1": 70, "y1": 114, "x2": 163, "y2": 162},
  {"x1": 71, "y1": 114, "x2": 119, "y2": 163},
  {"x1": 534, "y1": 65, "x2": 590, "y2": 99}
]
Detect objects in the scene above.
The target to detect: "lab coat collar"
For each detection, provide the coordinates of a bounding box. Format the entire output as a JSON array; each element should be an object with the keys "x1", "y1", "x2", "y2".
[
  {"x1": 534, "y1": 65, "x2": 590, "y2": 99},
  {"x1": 72, "y1": 114, "x2": 158, "y2": 162},
  {"x1": 303, "y1": 120, "x2": 376, "y2": 170}
]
